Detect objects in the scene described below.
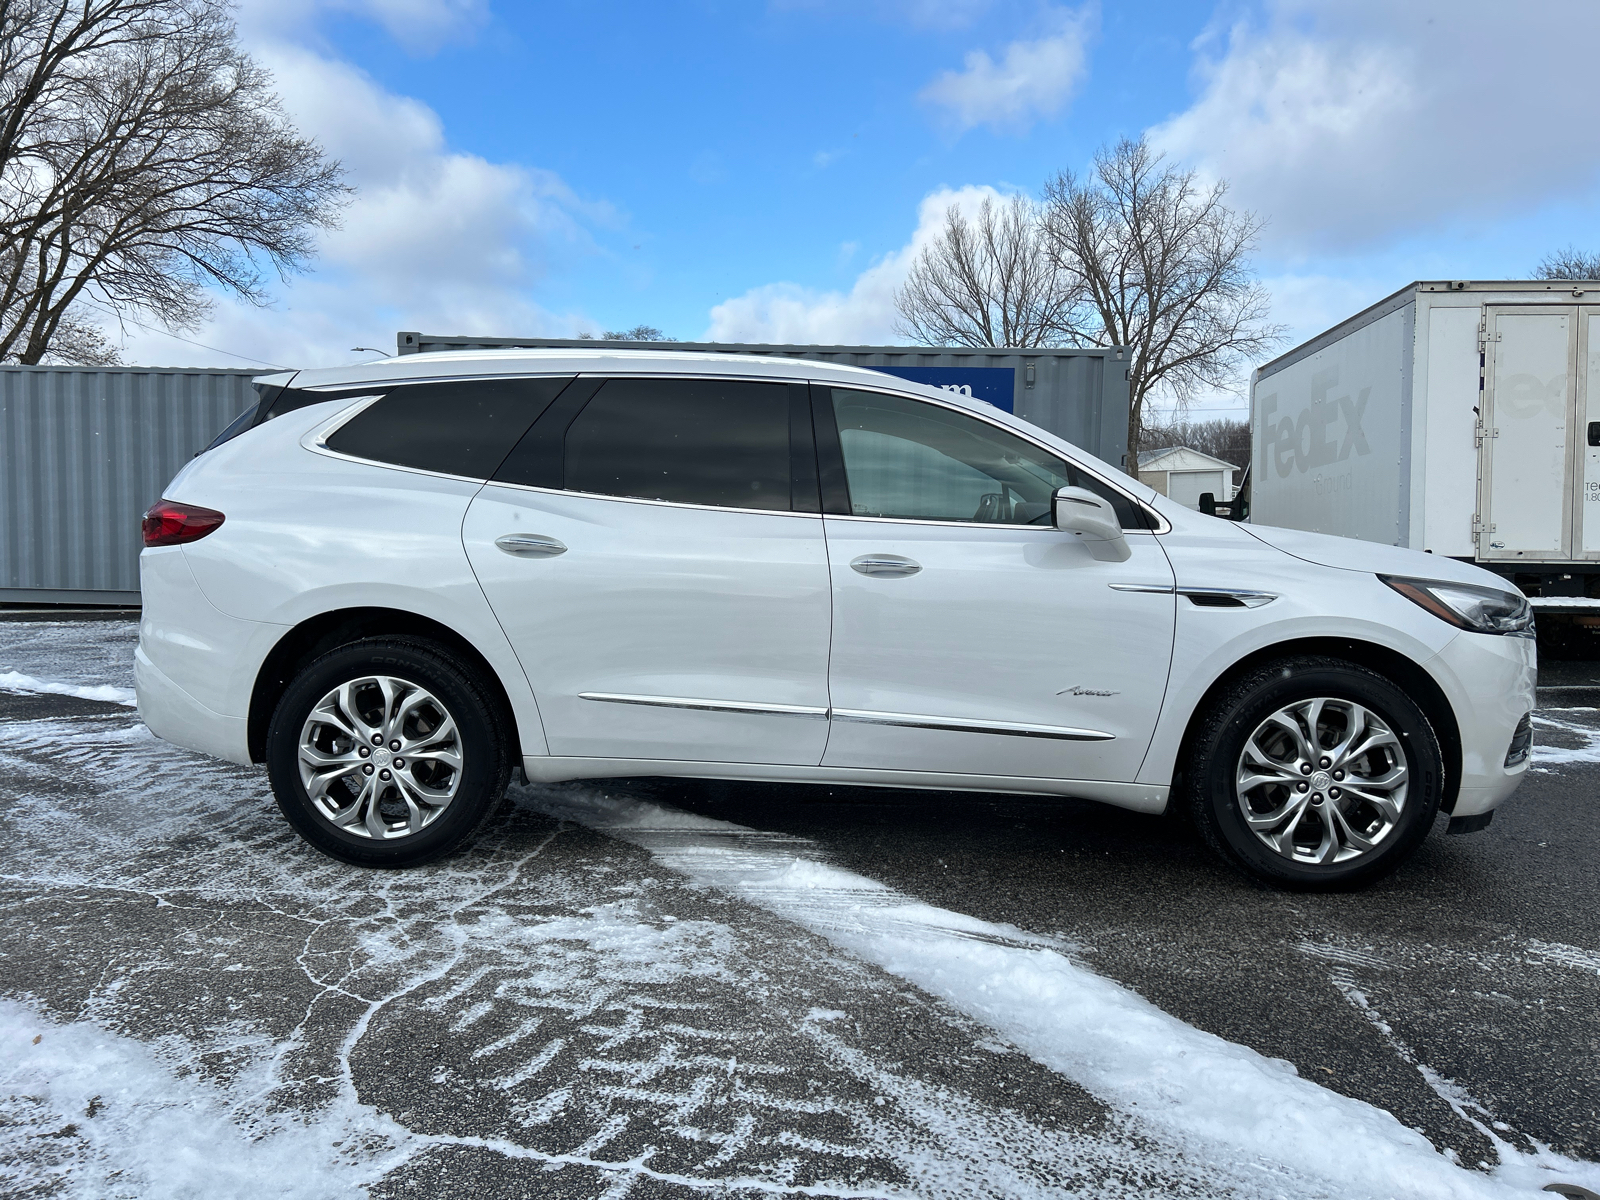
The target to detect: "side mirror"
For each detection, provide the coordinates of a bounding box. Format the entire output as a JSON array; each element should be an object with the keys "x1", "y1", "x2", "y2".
[
  {"x1": 1053, "y1": 486, "x2": 1131, "y2": 562},
  {"x1": 1199, "y1": 492, "x2": 1217, "y2": 515}
]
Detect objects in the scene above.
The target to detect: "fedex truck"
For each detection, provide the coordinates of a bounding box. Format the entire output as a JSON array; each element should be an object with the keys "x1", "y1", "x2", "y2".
[{"x1": 1248, "y1": 280, "x2": 1600, "y2": 619}]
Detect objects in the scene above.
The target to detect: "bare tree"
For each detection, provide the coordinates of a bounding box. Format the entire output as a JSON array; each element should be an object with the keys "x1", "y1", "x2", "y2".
[
  {"x1": 0, "y1": 0, "x2": 349, "y2": 364},
  {"x1": 577, "y1": 325, "x2": 677, "y2": 341},
  {"x1": 1534, "y1": 247, "x2": 1600, "y2": 280},
  {"x1": 1042, "y1": 138, "x2": 1283, "y2": 474},
  {"x1": 894, "y1": 193, "x2": 1075, "y2": 348},
  {"x1": 1139, "y1": 415, "x2": 1249, "y2": 467}
]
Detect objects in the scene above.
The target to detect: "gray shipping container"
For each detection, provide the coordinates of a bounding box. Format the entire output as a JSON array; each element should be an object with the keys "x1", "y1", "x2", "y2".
[
  {"x1": 396, "y1": 333, "x2": 1133, "y2": 470},
  {"x1": 1, "y1": 366, "x2": 259, "y2": 605}
]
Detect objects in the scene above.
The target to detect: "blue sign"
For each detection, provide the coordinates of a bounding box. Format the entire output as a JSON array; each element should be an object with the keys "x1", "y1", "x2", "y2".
[{"x1": 870, "y1": 366, "x2": 1016, "y2": 413}]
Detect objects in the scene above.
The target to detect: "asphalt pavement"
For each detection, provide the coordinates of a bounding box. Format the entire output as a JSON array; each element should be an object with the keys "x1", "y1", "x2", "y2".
[{"x1": 1, "y1": 612, "x2": 1596, "y2": 1199}]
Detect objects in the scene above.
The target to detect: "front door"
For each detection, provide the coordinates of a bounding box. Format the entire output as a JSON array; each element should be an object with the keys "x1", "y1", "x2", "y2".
[
  {"x1": 464, "y1": 375, "x2": 832, "y2": 765},
  {"x1": 815, "y1": 385, "x2": 1176, "y2": 783}
]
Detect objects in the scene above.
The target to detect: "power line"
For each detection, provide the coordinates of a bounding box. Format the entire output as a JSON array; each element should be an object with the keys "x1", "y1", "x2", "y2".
[{"x1": 77, "y1": 299, "x2": 291, "y2": 370}]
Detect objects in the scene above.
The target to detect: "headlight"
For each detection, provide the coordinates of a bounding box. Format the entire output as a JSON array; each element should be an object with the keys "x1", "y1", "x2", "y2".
[{"x1": 1380, "y1": 575, "x2": 1535, "y2": 638}]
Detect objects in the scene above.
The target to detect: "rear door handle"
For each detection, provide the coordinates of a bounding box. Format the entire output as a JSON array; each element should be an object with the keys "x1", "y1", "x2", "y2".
[
  {"x1": 850, "y1": 554, "x2": 921, "y2": 577},
  {"x1": 495, "y1": 534, "x2": 567, "y2": 557}
]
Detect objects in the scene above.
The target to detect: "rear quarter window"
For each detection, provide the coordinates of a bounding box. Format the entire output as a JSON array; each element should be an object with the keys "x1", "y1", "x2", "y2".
[{"x1": 325, "y1": 377, "x2": 573, "y2": 479}]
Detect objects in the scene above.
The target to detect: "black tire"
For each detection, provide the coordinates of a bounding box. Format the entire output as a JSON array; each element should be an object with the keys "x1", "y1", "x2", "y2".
[
  {"x1": 266, "y1": 637, "x2": 511, "y2": 867},
  {"x1": 1183, "y1": 656, "x2": 1443, "y2": 890}
]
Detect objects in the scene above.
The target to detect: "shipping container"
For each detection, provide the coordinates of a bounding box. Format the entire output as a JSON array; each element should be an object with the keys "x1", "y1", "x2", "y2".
[
  {"x1": 396, "y1": 333, "x2": 1133, "y2": 471},
  {"x1": 0, "y1": 365, "x2": 259, "y2": 605},
  {"x1": 1248, "y1": 280, "x2": 1600, "y2": 610}
]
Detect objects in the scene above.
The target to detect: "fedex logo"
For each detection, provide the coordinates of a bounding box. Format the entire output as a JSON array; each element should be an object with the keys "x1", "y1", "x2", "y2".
[{"x1": 1258, "y1": 368, "x2": 1371, "y2": 478}]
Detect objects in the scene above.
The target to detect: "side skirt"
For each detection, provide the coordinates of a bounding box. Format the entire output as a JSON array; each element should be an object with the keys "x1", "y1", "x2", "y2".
[{"x1": 519, "y1": 756, "x2": 1170, "y2": 815}]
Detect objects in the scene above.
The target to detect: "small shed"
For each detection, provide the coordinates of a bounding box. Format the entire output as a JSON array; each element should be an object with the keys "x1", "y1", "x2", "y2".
[{"x1": 1137, "y1": 446, "x2": 1237, "y2": 510}]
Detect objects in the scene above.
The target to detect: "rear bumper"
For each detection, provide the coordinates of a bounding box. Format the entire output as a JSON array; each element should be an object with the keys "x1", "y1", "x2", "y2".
[
  {"x1": 135, "y1": 646, "x2": 250, "y2": 765},
  {"x1": 135, "y1": 547, "x2": 283, "y2": 766},
  {"x1": 1428, "y1": 631, "x2": 1537, "y2": 818}
]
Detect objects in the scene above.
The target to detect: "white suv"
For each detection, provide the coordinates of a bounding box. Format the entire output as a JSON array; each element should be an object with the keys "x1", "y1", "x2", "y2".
[{"x1": 135, "y1": 349, "x2": 1535, "y2": 888}]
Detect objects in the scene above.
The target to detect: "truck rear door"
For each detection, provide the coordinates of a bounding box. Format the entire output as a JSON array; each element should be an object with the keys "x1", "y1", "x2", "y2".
[{"x1": 1478, "y1": 306, "x2": 1576, "y2": 561}]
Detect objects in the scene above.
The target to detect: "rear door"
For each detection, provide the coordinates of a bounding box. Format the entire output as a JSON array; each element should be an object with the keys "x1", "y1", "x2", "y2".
[
  {"x1": 462, "y1": 375, "x2": 833, "y2": 766},
  {"x1": 1578, "y1": 308, "x2": 1600, "y2": 560},
  {"x1": 1478, "y1": 306, "x2": 1576, "y2": 561}
]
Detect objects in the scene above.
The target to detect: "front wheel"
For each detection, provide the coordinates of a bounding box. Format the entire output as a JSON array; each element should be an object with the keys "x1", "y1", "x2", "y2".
[
  {"x1": 266, "y1": 637, "x2": 511, "y2": 867},
  {"x1": 1184, "y1": 656, "x2": 1444, "y2": 890}
]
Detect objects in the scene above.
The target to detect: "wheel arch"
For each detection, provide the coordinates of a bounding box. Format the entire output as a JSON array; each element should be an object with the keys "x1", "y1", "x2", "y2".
[
  {"x1": 248, "y1": 607, "x2": 523, "y2": 765},
  {"x1": 1170, "y1": 636, "x2": 1463, "y2": 814}
]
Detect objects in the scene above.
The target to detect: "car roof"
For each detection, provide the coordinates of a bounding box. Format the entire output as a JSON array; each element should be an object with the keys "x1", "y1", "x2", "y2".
[{"x1": 282, "y1": 347, "x2": 995, "y2": 413}]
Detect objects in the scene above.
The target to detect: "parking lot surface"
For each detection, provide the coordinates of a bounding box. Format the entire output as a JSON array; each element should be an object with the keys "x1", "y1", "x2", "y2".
[{"x1": 1, "y1": 614, "x2": 1597, "y2": 1199}]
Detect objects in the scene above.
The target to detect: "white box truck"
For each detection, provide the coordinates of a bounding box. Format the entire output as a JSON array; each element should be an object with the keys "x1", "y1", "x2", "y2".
[{"x1": 1248, "y1": 280, "x2": 1600, "y2": 618}]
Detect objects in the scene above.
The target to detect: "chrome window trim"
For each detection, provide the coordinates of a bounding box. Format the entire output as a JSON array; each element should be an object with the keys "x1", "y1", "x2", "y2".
[
  {"x1": 480, "y1": 479, "x2": 824, "y2": 520},
  {"x1": 293, "y1": 370, "x2": 1169, "y2": 531},
  {"x1": 823, "y1": 512, "x2": 1157, "y2": 535},
  {"x1": 830, "y1": 708, "x2": 1114, "y2": 741},
  {"x1": 578, "y1": 692, "x2": 829, "y2": 719}
]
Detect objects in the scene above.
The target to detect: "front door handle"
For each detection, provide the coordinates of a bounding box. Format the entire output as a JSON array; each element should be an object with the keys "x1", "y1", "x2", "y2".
[
  {"x1": 850, "y1": 554, "x2": 921, "y2": 577},
  {"x1": 495, "y1": 533, "x2": 567, "y2": 557}
]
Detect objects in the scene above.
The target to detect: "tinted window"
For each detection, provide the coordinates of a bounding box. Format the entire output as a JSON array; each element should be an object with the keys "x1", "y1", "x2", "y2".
[
  {"x1": 830, "y1": 389, "x2": 1144, "y2": 529},
  {"x1": 325, "y1": 377, "x2": 572, "y2": 479},
  {"x1": 563, "y1": 378, "x2": 792, "y2": 511}
]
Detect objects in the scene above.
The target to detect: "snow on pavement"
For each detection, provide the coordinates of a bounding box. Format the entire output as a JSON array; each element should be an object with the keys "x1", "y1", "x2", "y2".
[
  {"x1": 0, "y1": 670, "x2": 137, "y2": 705},
  {"x1": 523, "y1": 783, "x2": 1600, "y2": 1200}
]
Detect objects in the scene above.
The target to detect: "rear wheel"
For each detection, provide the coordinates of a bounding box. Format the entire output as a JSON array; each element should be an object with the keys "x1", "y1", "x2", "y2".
[
  {"x1": 1184, "y1": 656, "x2": 1443, "y2": 889},
  {"x1": 266, "y1": 638, "x2": 511, "y2": 867}
]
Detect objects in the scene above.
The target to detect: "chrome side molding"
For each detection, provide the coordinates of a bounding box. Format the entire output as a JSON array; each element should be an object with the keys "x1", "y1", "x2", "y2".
[
  {"x1": 578, "y1": 692, "x2": 829, "y2": 719},
  {"x1": 576, "y1": 693, "x2": 1115, "y2": 740},
  {"x1": 831, "y1": 708, "x2": 1114, "y2": 741}
]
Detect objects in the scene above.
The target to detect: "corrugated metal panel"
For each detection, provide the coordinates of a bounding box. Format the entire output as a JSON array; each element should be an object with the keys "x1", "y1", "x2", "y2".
[
  {"x1": 0, "y1": 366, "x2": 259, "y2": 601},
  {"x1": 395, "y1": 334, "x2": 1133, "y2": 468}
]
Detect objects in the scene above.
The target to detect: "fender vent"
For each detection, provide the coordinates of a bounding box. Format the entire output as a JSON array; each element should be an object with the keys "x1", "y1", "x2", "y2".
[{"x1": 1186, "y1": 593, "x2": 1246, "y2": 608}]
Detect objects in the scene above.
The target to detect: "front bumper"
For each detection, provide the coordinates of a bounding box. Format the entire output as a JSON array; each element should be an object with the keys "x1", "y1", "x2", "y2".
[{"x1": 1427, "y1": 631, "x2": 1537, "y2": 818}]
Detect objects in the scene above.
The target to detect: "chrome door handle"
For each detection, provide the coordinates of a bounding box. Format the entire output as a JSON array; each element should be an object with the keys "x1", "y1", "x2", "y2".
[
  {"x1": 850, "y1": 554, "x2": 921, "y2": 577},
  {"x1": 495, "y1": 533, "x2": 567, "y2": 557}
]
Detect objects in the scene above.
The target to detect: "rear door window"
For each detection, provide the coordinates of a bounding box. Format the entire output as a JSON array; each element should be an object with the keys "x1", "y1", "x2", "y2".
[
  {"x1": 325, "y1": 377, "x2": 573, "y2": 479},
  {"x1": 561, "y1": 378, "x2": 797, "y2": 511}
]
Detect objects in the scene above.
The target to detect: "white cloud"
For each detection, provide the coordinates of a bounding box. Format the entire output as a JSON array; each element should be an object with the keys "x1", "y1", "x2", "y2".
[
  {"x1": 1150, "y1": 0, "x2": 1600, "y2": 253},
  {"x1": 705, "y1": 186, "x2": 1005, "y2": 344},
  {"x1": 108, "y1": 35, "x2": 606, "y2": 369},
  {"x1": 919, "y1": 7, "x2": 1093, "y2": 135}
]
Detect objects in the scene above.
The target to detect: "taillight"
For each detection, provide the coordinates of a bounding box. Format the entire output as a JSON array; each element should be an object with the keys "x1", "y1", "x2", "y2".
[{"x1": 141, "y1": 500, "x2": 225, "y2": 547}]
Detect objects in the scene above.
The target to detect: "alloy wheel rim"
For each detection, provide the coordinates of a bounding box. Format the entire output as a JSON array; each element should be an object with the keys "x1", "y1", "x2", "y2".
[
  {"x1": 297, "y1": 675, "x2": 463, "y2": 839},
  {"x1": 1234, "y1": 697, "x2": 1408, "y2": 865}
]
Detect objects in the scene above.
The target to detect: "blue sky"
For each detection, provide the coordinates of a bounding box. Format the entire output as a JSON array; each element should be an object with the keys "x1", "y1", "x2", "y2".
[{"x1": 113, "y1": 0, "x2": 1600, "y2": 417}]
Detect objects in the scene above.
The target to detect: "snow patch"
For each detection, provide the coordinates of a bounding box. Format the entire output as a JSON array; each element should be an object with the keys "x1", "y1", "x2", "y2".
[
  {"x1": 1526, "y1": 940, "x2": 1600, "y2": 976},
  {"x1": 0, "y1": 1000, "x2": 397, "y2": 1198},
  {"x1": 0, "y1": 670, "x2": 136, "y2": 706},
  {"x1": 527, "y1": 784, "x2": 1600, "y2": 1200},
  {"x1": 1531, "y1": 712, "x2": 1600, "y2": 766}
]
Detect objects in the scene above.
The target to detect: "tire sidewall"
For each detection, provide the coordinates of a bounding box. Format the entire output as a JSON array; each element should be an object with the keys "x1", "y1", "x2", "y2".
[
  {"x1": 266, "y1": 640, "x2": 503, "y2": 867},
  {"x1": 1197, "y1": 663, "x2": 1442, "y2": 889}
]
